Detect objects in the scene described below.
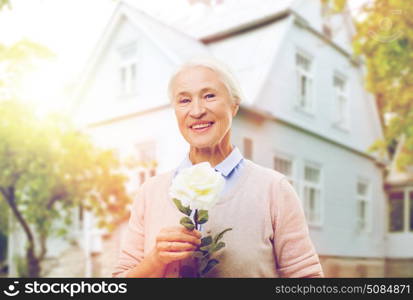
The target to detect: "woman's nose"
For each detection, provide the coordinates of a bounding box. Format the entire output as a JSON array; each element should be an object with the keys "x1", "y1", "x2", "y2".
[{"x1": 189, "y1": 99, "x2": 206, "y2": 118}]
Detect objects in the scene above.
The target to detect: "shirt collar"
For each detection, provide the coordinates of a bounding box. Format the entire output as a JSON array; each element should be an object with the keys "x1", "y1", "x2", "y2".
[{"x1": 174, "y1": 145, "x2": 244, "y2": 178}]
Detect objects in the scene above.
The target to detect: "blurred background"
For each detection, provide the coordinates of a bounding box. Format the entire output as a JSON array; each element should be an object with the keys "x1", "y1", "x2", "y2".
[{"x1": 0, "y1": 0, "x2": 412, "y2": 278}]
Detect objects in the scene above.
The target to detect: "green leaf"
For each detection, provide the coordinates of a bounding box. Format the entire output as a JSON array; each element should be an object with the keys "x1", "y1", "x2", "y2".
[
  {"x1": 201, "y1": 259, "x2": 219, "y2": 276},
  {"x1": 200, "y1": 235, "x2": 213, "y2": 247},
  {"x1": 214, "y1": 228, "x2": 232, "y2": 244},
  {"x1": 173, "y1": 198, "x2": 192, "y2": 216},
  {"x1": 210, "y1": 241, "x2": 225, "y2": 253},
  {"x1": 180, "y1": 216, "x2": 195, "y2": 231},
  {"x1": 192, "y1": 251, "x2": 206, "y2": 259},
  {"x1": 200, "y1": 244, "x2": 211, "y2": 252},
  {"x1": 196, "y1": 209, "x2": 208, "y2": 224}
]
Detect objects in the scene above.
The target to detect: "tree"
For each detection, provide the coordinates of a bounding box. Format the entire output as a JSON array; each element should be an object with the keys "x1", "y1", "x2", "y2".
[
  {"x1": 0, "y1": 0, "x2": 10, "y2": 11},
  {"x1": 351, "y1": 0, "x2": 413, "y2": 171},
  {"x1": 325, "y1": 0, "x2": 413, "y2": 171},
  {"x1": 0, "y1": 0, "x2": 131, "y2": 277},
  {"x1": 0, "y1": 100, "x2": 131, "y2": 277}
]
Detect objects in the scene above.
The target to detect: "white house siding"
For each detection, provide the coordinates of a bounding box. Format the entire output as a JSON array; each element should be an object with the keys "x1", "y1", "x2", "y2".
[
  {"x1": 253, "y1": 18, "x2": 383, "y2": 157},
  {"x1": 206, "y1": 17, "x2": 292, "y2": 107},
  {"x1": 206, "y1": 14, "x2": 383, "y2": 159},
  {"x1": 75, "y1": 17, "x2": 176, "y2": 127},
  {"x1": 85, "y1": 107, "x2": 188, "y2": 175},
  {"x1": 231, "y1": 109, "x2": 386, "y2": 277}
]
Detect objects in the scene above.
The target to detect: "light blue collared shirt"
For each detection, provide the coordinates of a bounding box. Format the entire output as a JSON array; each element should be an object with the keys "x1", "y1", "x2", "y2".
[{"x1": 173, "y1": 145, "x2": 245, "y2": 198}]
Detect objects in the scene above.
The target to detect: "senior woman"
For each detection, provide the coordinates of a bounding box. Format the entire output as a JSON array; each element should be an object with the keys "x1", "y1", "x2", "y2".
[{"x1": 113, "y1": 57, "x2": 324, "y2": 278}]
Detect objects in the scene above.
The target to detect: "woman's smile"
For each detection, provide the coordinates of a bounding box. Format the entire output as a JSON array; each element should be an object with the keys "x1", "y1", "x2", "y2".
[{"x1": 189, "y1": 121, "x2": 215, "y2": 133}]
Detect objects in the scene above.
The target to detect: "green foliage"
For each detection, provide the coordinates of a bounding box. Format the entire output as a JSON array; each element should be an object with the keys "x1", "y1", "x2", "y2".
[
  {"x1": 0, "y1": 39, "x2": 54, "y2": 99},
  {"x1": 200, "y1": 259, "x2": 218, "y2": 276},
  {"x1": 324, "y1": 0, "x2": 413, "y2": 171},
  {"x1": 321, "y1": 0, "x2": 346, "y2": 13},
  {"x1": 337, "y1": 0, "x2": 413, "y2": 170},
  {"x1": 14, "y1": 255, "x2": 29, "y2": 278},
  {"x1": 0, "y1": 199, "x2": 8, "y2": 236},
  {"x1": 172, "y1": 198, "x2": 191, "y2": 216},
  {"x1": 200, "y1": 235, "x2": 212, "y2": 248},
  {"x1": 0, "y1": 0, "x2": 11, "y2": 11},
  {"x1": 196, "y1": 210, "x2": 208, "y2": 225},
  {"x1": 214, "y1": 228, "x2": 232, "y2": 244},
  {"x1": 192, "y1": 228, "x2": 232, "y2": 277},
  {"x1": 173, "y1": 199, "x2": 232, "y2": 277},
  {"x1": 353, "y1": 0, "x2": 413, "y2": 170},
  {"x1": 179, "y1": 216, "x2": 195, "y2": 231},
  {"x1": 0, "y1": 100, "x2": 131, "y2": 275}
]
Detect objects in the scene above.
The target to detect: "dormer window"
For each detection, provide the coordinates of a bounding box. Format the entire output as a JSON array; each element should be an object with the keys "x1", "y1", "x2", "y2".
[
  {"x1": 333, "y1": 73, "x2": 349, "y2": 129},
  {"x1": 295, "y1": 51, "x2": 314, "y2": 113},
  {"x1": 118, "y1": 41, "x2": 138, "y2": 97}
]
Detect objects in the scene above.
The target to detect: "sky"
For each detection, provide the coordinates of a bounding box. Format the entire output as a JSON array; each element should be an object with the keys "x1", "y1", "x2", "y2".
[
  {"x1": 0, "y1": 0, "x2": 369, "y2": 115},
  {"x1": 0, "y1": 0, "x2": 196, "y2": 82}
]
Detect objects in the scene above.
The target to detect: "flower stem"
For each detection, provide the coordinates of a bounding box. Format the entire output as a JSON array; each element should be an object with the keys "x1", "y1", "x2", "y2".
[
  {"x1": 194, "y1": 209, "x2": 199, "y2": 231},
  {"x1": 194, "y1": 209, "x2": 200, "y2": 277}
]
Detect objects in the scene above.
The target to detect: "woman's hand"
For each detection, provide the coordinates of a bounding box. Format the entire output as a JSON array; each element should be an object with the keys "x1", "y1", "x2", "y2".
[
  {"x1": 152, "y1": 226, "x2": 202, "y2": 266},
  {"x1": 125, "y1": 226, "x2": 201, "y2": 277}
]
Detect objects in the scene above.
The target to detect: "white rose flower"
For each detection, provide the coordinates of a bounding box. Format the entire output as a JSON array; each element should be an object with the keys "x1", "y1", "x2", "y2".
[{"x1": 169, "y1": 161, "x2": 225, "y2": 211}]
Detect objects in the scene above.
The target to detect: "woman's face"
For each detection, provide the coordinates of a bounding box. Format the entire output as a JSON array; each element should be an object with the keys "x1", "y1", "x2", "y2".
[{"x1": 171, "y1": 66, "x2": 239, "y2": 149}]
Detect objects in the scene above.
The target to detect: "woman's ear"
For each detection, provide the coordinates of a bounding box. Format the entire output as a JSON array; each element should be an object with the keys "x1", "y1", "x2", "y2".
[{"x1": 232, "y1": 103, "x2": 239, "y2": 117}]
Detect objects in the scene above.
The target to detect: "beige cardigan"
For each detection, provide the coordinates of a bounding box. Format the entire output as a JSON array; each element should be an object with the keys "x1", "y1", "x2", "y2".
[{"x1": 113, "y1": 159, "x2": 324, "y2": 278}]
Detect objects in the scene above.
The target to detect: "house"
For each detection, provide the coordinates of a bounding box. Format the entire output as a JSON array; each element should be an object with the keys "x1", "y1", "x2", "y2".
[
  {"x1": 383, "y1": 135, "x2": 413, "y2": 277},
  {"x1": 67, "y1": 0, "x2": 409, "y2": 277}
]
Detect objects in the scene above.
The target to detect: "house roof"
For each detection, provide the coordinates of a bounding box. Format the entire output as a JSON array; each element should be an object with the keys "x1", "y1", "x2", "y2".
[
  {"x1": 72, "y1": 1, "x2": 209, "y2": 110},
  {"x1": 121, "y1": 2, "x2": 209, "y2": 63},
  {"x1": 206, "y1": 15, "x2": 291, "y2": 107},
  {"x1": 168, "y1": 0, "x2": 296, "y2": 41}
]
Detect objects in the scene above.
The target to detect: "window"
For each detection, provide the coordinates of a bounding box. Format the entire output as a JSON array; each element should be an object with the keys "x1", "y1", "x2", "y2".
[
  {"x1": 243, "y1": 137, "x2": 253, "y2": 160},
  {"x1": 135, "y1": 141, "x2": 157, "y2": 185},
  {"x1": 274, "y1": 155, "x2": 297, "y2": 190},
  {"x1": 302, "y1": 163, "x2": 322, "y2": 226},
  {"x1": 388, "y1": 191, "x2": 404, "y2": 232},
  {"x1": 119, "y1": 62, "x2": 137, "y2": 96},
  {"x1": 388, "y1": 189, "x2": 413, "y2": 233},
  {"x1": 135, "y1": 141, "x2": 156, "y2": 163},
  {"x1": 333, "y1": 73, "x2": 348, "y2": 129},
  {"x1": 118, "y1": 41, "x2": 138, "y2": 97},
  {"x1": 138, "y1": 171, "x2": 146, "y2": 185},
  {"x1": 295, "y1": 52, "x2": 313, "y2": 112},
  {"x1": 356, "y1": 180, "x2": 370, "y2": 231}
]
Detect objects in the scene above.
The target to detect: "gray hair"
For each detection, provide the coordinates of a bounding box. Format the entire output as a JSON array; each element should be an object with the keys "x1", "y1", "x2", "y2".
[{"x1": 167, "y1": 56, "x2": 244, "y2": 106}]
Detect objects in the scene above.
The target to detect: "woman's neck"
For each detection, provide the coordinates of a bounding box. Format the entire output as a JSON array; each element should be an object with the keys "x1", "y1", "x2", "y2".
[{"x1": 189, "y1": 140, "x2": 233, "y2": 168}]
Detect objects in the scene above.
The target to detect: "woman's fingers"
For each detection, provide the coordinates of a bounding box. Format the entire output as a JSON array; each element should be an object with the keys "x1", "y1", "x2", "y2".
[
  {"x1": 163, "y1": 226, "x2": 202, "y2": 238},
  {"x1": 157, "y1": 231, "x2": 201, "y2": 246},
  {"x1": 158, "y1": 251, "x2": 194, "y2": 262},
  {"x1": 157, "y1": 241, "x2": 197, "y2": 252},
  {"x1": 154, "y1": 226, "x2": 202, "y2": 265}
]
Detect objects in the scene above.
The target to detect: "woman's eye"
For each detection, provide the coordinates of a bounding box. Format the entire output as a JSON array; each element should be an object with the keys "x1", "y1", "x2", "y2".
[
  {"x1": 179, "y1": 99, "x2": 190, "y2": 104},
  {"x1": 205, "y1": 93, "x2": 215, "y2": 99}
]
